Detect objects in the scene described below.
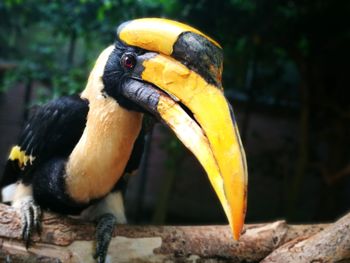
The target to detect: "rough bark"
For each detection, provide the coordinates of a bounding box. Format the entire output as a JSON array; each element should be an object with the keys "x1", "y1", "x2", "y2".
[
  {"x1": 261, "y1": 212, "x2": 350, "y2": 263},
  {"x1": 0, "y1": 203, "x2": 348, "y2": 263}
]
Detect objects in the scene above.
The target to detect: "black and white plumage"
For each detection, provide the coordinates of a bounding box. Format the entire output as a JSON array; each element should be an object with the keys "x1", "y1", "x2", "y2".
[
  {"x1": 0, "y1": 18, "x2": 248, "y2": 263},
  {"x1": 1, "y1": 44, "x2": 146, "y2": 262}
]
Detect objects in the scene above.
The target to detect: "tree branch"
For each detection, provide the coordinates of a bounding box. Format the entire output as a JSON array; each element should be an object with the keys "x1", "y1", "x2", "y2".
[
  {"x1": 262, "y1": 212, "x2": 350, "y2": 263},
  {"x1": 0, "y1": 203, "x2": 347, "y2": 262}
]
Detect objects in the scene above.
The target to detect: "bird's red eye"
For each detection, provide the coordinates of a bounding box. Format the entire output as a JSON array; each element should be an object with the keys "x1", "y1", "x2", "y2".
[{"x1": 121, "y1": 53, "x2": 136, "y2": 70}]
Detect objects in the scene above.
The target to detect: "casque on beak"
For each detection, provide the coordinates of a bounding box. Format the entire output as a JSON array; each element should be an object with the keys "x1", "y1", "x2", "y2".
[{"x1": 118, "y1": 18, "x2": 248, "y2": 240}]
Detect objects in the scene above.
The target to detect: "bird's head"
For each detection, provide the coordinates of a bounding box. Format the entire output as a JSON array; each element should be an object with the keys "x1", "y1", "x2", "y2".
[{"x1": 85, "y1": 18, "x2": 248, "y2": 240}]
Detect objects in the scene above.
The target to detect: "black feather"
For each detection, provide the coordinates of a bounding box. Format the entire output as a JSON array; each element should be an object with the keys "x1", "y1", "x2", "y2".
[{"x1": 1, "y1": 95, "x2": 89, "y2": 187}]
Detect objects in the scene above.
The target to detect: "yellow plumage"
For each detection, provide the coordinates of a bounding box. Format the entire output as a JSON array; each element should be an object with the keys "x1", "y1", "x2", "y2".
[{"x1": 9, "y1": 146, "x2": 35, "y2": 169}]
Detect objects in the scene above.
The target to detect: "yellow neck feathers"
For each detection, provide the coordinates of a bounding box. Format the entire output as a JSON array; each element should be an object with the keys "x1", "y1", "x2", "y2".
[{"x1": 65, "y1": 46, "x2": 143, "y2": 203}]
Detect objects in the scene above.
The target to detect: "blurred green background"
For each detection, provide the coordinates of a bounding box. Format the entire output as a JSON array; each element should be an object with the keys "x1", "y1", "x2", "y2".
[{"x1": 0, "y1": 0, "x2": 349, "y2": 225}]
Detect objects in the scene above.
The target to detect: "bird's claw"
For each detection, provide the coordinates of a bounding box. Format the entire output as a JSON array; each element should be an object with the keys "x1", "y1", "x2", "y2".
[
  {"x1": 15, "y1": 196, "x2": 41, "y2": 248},
  {"x1": 94, "y1": 213, "x2": 116, "y2": 263}
]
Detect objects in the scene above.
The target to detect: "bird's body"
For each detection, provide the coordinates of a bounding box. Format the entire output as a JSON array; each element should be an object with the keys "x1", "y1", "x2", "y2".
[
  {"x1": 2, "y1": 46, "x2": 143, "y2": 217},
  {"x1": 1, "y1": 18, "x2": 248, "y2": 263}
]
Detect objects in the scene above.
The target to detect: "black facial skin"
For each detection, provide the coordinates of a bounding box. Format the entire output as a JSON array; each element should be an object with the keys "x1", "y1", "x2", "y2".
[{"x1": 102, "y1": 40, "x2": 147, "y2": 112}]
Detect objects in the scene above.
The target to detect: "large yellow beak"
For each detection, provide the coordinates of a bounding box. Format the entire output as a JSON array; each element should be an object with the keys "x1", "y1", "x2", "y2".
[{"x1": 118, "y1": 18, "x2": 248, "y2": 240}]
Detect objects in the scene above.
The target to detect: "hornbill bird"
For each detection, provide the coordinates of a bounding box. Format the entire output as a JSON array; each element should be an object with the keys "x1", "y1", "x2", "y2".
[{"x1": 1, "y1": 18, "x2": 247, "y2": 262}]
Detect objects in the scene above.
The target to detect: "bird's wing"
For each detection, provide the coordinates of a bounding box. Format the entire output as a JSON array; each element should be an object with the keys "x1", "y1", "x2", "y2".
[{"x1": 1, "y1": 95, "x2": 89, "y2": 187}]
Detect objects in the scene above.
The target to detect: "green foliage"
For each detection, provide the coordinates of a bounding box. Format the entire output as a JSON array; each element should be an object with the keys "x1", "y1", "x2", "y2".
[{"x1": 0, "y1": 0, "x2": 175, "y2": 101}]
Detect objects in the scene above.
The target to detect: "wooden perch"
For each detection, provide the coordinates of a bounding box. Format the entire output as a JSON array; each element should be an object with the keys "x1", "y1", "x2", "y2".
[
  {"x1": 261, "y1": 211, "x2": 350, "y2": 263},
  {"x1": 0, "y1": 203, "x2": 348, "y2": 262}
]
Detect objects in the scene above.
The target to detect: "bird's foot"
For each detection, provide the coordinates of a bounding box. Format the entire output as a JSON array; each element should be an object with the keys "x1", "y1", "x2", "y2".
[
  {"x1": 94, "y1": 213, "x2": 117, "y2": 263},
  {"x1": 13, "y1": 196, "x2": 41, "y2": 248}
]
